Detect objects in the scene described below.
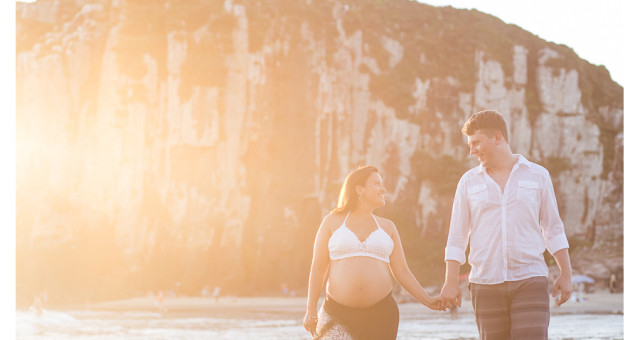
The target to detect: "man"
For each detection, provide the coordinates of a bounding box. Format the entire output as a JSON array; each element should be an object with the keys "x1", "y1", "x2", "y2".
[{"x1": 440, "y1": 110, "x2": 572, "y2": 339}]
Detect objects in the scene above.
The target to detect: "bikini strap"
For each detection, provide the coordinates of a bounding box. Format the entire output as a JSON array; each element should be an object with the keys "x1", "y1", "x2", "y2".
[
  {"x1": 371, "y1": 213, "x2": 382, "y2": 229},
  {"x1": 343, "y1": 211, "x2": 350, "y2": 226}
]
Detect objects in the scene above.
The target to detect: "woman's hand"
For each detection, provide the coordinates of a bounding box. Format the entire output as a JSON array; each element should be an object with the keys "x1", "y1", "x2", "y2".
[
  {"x1": 425, "y1": 295, "x2": 447, "y2": 311},
  {"x1": 303, "y1": 312, "x2": 318, "y2": 336}
]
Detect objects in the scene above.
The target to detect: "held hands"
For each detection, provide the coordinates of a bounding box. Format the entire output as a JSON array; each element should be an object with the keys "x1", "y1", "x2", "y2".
[
  {"x1": 303, "y1": 311, "x2": 318, "y2": 336},
  {"x1": 425, "y1": 295, "x2": 448, "y2": 311},
  {"x1": 440, "y1": 281, "x2": 462, "y2": 309},
  {"x1": 553, "y1": 272, "x2": 572, "y2": 306}
]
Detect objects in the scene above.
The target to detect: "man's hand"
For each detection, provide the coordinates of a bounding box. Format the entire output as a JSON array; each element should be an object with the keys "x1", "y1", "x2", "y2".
[
  {"x1": 425, "y1": 295, "x2": 447, "y2": 311},
  {"x1": 553, "y1": 272, "x2": 572, "y2": 306},
  {"x1": 440, "y1": 281, "x2": 461, "y2": 309}
]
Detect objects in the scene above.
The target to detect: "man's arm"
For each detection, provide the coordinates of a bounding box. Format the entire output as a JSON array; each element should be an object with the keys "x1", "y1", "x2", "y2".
[
  {"x1": 539, "y1": 170, "x2": 570, "y2": 256},
  {"x1": 441, "y1": 178, "x2": 469, "y2": 308},
  {"x1": 440, "y1": 260, "x2": 462, "y2": 308},
  {"x1": 552, "y1": 248, "x2": 572, "y2": 306},
  {"x1": 539, "y1": 170, "x2": 572, "y2": 306}
]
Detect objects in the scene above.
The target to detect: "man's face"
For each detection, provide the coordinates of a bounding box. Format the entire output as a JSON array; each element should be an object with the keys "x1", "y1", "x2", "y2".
[{"x1": 466, "y1": 130, "x2": 497, "y2": 167}]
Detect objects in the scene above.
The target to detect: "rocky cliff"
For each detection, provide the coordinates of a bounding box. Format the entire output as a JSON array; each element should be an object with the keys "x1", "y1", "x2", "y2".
[{"x1": 16, "y1": 0, "x2": 623, "y2": 304}]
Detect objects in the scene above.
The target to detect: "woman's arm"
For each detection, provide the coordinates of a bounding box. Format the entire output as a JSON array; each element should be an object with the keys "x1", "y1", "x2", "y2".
[
  {"x1": 303, "y1": 215, "x2": 332, "y2": 336},
  {"x1": 386, "y1": 220, "x2": 445, "y2": 311}
]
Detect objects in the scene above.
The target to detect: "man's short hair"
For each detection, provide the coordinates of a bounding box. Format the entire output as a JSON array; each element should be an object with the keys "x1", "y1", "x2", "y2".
[{"x1": 461, "y1": 110, "x2": 509, "y2": 143}]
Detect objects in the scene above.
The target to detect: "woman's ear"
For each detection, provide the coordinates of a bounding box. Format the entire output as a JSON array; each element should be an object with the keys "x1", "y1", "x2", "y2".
[{"x1": 354, "y1": 185, "x2": 362, "y2": 196}]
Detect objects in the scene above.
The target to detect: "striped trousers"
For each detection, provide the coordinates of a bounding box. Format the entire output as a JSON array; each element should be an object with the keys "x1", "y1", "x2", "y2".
[{"x1": 469, "y1": 276, "x2": 550, "y2": 340}]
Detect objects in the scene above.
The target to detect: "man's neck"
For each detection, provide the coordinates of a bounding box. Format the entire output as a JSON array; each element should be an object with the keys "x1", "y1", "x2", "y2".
[{"x1": 486, "y1": 150, "x2": 518, "y2": 173}]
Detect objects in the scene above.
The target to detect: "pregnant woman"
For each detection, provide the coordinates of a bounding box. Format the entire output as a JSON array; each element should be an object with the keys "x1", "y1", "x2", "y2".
[{"x1": 303, "y1": 165, "x2": 445, "y2": 339}]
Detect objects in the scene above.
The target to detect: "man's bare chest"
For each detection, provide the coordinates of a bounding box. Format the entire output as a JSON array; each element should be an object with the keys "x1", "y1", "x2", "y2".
[{"x1": 487, "y1": 171, "x2": 511, "y2": 192}]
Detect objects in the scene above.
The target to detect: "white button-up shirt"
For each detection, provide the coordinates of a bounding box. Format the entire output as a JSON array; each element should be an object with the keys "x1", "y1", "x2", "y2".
[{"x1": 445, "y1": 154, "x2": 569, "y2": 284}]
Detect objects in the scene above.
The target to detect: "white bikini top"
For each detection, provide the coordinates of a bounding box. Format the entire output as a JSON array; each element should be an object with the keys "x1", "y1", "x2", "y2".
[{"x1": 328, "y1": 211, "x2": 394, "y2": 263}]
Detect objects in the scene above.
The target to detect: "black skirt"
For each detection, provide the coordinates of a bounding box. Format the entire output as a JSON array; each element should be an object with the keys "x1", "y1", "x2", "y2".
[{"x1": 316, "y1": 293, "x2": 399, "y2": 340}]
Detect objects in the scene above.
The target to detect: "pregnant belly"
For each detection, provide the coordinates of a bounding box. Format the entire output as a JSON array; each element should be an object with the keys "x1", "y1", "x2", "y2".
[{"x1": 326, "y1": 257, "x2": 393, "y2": 307}]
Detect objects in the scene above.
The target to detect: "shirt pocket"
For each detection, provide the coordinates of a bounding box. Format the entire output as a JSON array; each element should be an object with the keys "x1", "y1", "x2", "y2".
[
  {"x1": 517, "y1": 180, "x2": 539, "y2": 204},
  {"x1": 468, "y1": 184, "x2": 489, "y2": 207}
]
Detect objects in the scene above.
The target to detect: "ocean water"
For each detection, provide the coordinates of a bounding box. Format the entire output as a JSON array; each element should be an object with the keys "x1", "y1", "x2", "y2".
[{"x1": 16, "y1": 309, "x2": 623, "y2": 340}]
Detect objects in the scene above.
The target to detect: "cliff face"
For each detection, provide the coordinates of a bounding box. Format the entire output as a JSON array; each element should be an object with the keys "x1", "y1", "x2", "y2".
[{"x1": 16, "y1": 0, "x2": 623, "y2": 303}]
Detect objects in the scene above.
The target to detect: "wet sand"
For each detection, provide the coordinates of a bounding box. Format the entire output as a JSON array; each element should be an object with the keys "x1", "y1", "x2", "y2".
[
  {"x1": 80, "y1": 290, "x2": 622, "y2": 316},
  {"x1": 400, "y1": 290, "x2": 624, "y2": 316}
]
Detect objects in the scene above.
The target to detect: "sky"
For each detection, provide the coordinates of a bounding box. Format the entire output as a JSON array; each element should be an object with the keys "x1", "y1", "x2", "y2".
[{"x1": 418, "y1": 0, "x2": 629, "y2": 88}]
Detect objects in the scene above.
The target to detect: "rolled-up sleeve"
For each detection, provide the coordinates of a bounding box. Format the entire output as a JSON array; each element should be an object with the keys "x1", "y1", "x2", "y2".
[
  {"x1": 539, "y1": 171, "x2": 569, "y2": 254},
  {"x1": 445, "y1": 177, "x2": 471, "y2": 264}
]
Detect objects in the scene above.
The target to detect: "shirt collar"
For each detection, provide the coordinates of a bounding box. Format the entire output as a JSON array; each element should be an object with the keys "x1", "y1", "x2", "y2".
[
  {"x1": 514, "y1": 154, "x2": 531, "y2": 169},
  {"x1": 474, "y1": 154, "x2": 530, "y2": 174}
]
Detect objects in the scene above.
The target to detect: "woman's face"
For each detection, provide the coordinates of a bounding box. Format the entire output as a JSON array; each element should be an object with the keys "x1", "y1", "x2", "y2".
[{"x1": 358, "y1": 172, "x2": 387, "y2": 208}]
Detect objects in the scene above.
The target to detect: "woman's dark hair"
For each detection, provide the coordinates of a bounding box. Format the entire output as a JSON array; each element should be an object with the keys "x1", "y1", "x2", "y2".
[{"x1": 331, "y1": 165, "x2": 379, "y2": 214}]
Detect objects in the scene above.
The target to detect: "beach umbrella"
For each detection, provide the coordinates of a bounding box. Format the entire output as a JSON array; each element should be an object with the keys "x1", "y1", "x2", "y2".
[{"x1": 571, "y1": 274, "x2": 595, "y2": 284}]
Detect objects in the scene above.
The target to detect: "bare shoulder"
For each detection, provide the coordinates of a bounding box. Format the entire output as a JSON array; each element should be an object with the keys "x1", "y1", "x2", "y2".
[
  {"x1": 373, "y1": 215, "x2": 398, "y2": 236},
  {"x1": 321, "y1": 213, "x2": 347, "y2": 233}
]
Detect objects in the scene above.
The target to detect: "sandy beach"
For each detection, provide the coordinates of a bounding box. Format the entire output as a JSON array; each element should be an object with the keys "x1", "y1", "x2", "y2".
[
  {"x1": 80, "y1": 290, "x2": 623, "y2": 316},
  {"x1": 20, "y1": 291, "x2": 623, "y2": 339}
]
